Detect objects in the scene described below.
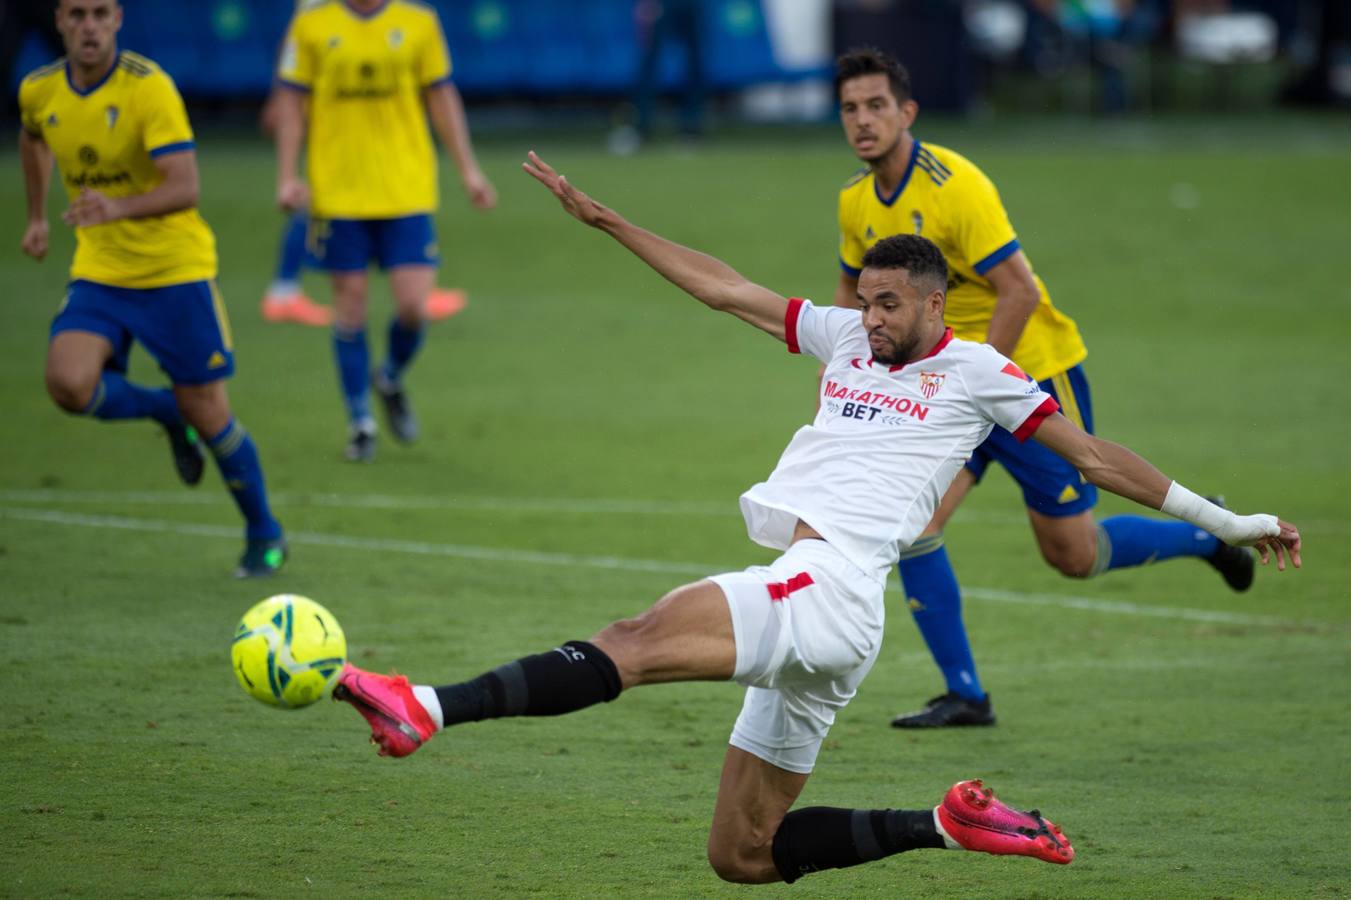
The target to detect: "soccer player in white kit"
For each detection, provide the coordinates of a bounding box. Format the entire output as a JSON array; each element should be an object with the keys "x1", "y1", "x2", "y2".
[{"x1": 333, "y1": 153, "x2": 1302, "y2": 885}]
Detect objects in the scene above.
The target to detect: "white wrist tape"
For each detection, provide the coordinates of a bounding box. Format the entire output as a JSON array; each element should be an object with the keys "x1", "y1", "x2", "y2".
[
  {"x1": 1161, "y1": 482, "x2": 1279, "y2": 546},
  {"x1": 1160, "y1": 482, "x2": 1231, "y2": 533}
]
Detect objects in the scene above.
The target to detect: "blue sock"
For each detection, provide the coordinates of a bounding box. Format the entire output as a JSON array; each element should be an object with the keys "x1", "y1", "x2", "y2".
[
  {"x1": 898, "y1": 535, "x2": 984, "y2": 700},
  {"x1": 380, "y1": 318, "x2": 424, "y2": 386},
  {"x1": 82, "y1": 372, "x2": 179, "y2": 427},
  {"x1": 275, "y1": 212, "x2": 308, "y2": 285},
  {"x1": 332, "y1": 325, "x2": 372, "y2": 423},
  {"x1": 1094, "y1": 516, "x2": 1219, "y2": 573},
  {"x1": 208, "y1": 419, "x2": 282, "y2": 541}
]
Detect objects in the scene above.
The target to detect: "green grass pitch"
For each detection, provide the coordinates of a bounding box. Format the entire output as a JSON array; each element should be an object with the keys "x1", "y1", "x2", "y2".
[{"x1": 2, "y1": 115, "x2": 1349, "y2": 898}]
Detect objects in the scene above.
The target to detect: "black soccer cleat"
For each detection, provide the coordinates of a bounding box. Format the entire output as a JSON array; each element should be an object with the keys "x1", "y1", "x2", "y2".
[
  {"x1": 1207, "y1": 542, "x2": 1256, "y2": 592},
  {"x1": 164, "y1": 422, "x2": 205, "y2": 487},
  {"x1": 891, "y1": 692, "x2": 996, "y2": 729},
  {"x1": 1203, "y1": 495, "x2": 1255, "y2": 592},
  {"x1": 345, "y1": 421, "x2": 377, "y2": 463},
  {"x1": 235, "y1": 536, "x2": 287, "y2": 578},
  {"x1": 373, "y1": 371, "x2": 420, "y2": 444}
]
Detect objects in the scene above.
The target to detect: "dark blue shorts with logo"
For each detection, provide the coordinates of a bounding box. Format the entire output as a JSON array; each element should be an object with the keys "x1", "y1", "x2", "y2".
[{"x1": 51, "y1": 278, "x2": 235, "y2": 385}]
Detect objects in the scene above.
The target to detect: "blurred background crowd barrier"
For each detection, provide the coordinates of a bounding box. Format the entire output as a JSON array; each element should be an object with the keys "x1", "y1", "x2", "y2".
[{"x1": 3, "y1": 0, "x2": 1348, "y2": 128}]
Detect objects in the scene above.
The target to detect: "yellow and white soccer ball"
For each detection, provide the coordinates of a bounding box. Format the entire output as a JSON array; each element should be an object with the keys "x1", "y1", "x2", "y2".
[{"x1": 231, "y1": 594, "x2": 347, "y2": 709}]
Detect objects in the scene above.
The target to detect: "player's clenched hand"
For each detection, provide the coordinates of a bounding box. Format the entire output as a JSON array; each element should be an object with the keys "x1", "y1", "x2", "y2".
[
  {"x1": 1252, "y1": 519, "x2": 1301, "y2": 572},
  {"x1": 463, "y1": 169, "x2": 497, "y2": 210},
  {"x1": 522, "y1": 151, "x2": 608, "y2": 227},
  {"x1": 62, "y1": 188, "x2": 124, "y2": 227},
  {"x1": 278, "y1": 177, "x2": 310, "y2": 213},
  {"x1": 21, "y1": 220, "x2": 49, "y2": 261}
]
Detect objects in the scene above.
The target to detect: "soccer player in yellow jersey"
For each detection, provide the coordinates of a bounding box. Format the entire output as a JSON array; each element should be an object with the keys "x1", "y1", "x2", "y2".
[
  {"x1": 18, "y1": 0, "x2": 285, "y2": 577},
  {"x1": 273, "y1": 0, "x2": 496, "y2": 462},
  {"x1": 832, "y1": 48, "x2": 1254, "y2": 728}
]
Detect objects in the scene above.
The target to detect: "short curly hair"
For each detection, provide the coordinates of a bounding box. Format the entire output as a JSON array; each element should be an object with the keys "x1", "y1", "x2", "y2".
[
  {"x1": 834, "y1": 47, "x2": 912, "y2": 104},
  {"x1": 861, "y1": 234, "x2": 947, "y2": 294}
]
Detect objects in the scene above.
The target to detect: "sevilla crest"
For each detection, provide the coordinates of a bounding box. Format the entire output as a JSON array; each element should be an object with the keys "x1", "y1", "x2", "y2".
[{"x1": 918, "y1": 371, "x2": 945, "y2": 399}]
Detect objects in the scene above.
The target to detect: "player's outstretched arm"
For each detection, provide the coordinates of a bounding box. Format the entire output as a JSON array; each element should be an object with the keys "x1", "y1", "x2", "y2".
[
  {"x1": 18, "y1": 128, "x2": 52, "y2": 261},
  {"x1": 522, "y1": 151, "x2": 790, "y2": 340},
  {"x1": 1033, "y1": 413, "x2": 1302, "y2": 570}
]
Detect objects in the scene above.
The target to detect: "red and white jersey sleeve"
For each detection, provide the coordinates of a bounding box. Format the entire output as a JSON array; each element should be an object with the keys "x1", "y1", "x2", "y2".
[
  {"x1": 784, "y1": 298, "x2": 862, "y2": 361},
  {"x1": 959, "y1": 345, "x2": 1060, "y2": 443}
]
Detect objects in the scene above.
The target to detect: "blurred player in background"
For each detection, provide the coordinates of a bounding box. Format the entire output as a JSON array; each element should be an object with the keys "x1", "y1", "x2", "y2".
[
  {"x1": 17, "y1": 0, "x2": 285, "y2": 577},
  {"x1": 832, "y1": 48, "x2": 1256, "y2": 728},
  {"x1": 273, "y1": 0, "x2": 495, "y2": 461},
  {"x1": 257, "y1": 83, "x2": 467, "y2": 327},
  {"x1": 332, "y1": 153, "x2": 1300, "y2": 885}
]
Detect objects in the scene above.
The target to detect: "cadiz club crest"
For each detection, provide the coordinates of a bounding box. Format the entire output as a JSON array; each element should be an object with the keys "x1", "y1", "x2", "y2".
[{"x1": 918, "y1": 371, "x2": 945, "y2": 399}]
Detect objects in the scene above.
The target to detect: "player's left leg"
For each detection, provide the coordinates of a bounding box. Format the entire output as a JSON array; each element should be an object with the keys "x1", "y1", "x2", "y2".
[
  {"x1": 714, "y1": 669, "x2": 1069, "y2": 881},
  {"x1": 371, "y1": 215, "x2": 440, "y2": 444},
  {"x1": 174, "y1": 379, "x2": 285, "y2": 577},
  {"x1": 375, "y1": 263, "x2": 435, "y2": 443},
  {"x1": 137, "y1": 280, "x2": 284, "y2": 577},
  {"x1": 709, "y1": 748, "x2": 1069, "y2": 884}
]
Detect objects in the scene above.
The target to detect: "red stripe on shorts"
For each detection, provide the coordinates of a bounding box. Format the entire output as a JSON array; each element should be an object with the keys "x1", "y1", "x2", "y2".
[{"x1": 767, "y1": 572, "x2": 815, "y2": 602}]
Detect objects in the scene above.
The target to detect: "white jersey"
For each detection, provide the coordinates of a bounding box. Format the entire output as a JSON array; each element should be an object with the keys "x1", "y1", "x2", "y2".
[{"x1": 739, "y1": 299, "x2": 1060, "y2": 578}]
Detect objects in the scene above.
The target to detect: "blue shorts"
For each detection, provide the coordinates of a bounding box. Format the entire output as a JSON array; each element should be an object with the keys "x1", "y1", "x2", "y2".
[
  {"x1": 965, "y1": 364, "x2": 1097, "y2": 517},
  {"x1": 306, "y1": 214, "x2": 440, "y2": 272},
  {"x1": 51, "y1": 279, "x2": 235, "y2": 385}
]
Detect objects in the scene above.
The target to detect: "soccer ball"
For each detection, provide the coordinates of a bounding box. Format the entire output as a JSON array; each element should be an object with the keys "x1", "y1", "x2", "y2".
[{"x1": 231, "y1": 594, "x2": 347, "y2": 709}]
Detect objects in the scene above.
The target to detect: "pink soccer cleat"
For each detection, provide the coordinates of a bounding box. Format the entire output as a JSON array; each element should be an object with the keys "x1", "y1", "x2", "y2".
[
  {"x1": 936, "y1": 779, "x2": 1074, "y2": 865},
  {"x1": 333, "y1": 664, "x2": 436, "y2": 758}
]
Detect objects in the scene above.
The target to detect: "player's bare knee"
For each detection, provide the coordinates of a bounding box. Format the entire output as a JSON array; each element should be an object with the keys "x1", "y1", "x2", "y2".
[
  {"x1": 44, "y1": 368, "x2": 95, "y2": 413},
  {"x1": 1042, "y1": 544, "x2": 1096, "y2": 578},
  {"x1": 591, "y1": 613, "x2": 657, "y2": 685}
]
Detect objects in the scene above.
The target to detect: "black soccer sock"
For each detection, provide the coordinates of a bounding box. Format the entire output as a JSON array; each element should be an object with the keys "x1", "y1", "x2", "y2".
[
  {"x1": 433, "y1": 640, "x2": 623, "y2": 727},
  {"x1": 770, "y1": 807, "x2": 945, "y2": 884}
]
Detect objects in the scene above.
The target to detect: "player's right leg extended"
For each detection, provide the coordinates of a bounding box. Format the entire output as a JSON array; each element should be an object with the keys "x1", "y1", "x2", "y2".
[{"x1": 335, "y1": 579, "x2": 738, "y2": 756}]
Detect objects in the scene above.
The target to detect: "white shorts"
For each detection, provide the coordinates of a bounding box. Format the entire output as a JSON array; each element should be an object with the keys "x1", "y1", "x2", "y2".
[{"x1": 709, "y1": 539, "x2": 886, "y2": 775}]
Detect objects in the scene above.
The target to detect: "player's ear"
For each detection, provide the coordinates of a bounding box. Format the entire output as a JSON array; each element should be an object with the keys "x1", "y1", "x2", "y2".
[
  {"x1": 925, "y1": 288, "x2": 944, "y2": 317},
  {"x1": 900, "y1": 99, "x2": 918, "y2": 127}
]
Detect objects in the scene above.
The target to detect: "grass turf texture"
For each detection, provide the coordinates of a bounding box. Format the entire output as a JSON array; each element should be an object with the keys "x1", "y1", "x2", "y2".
[{"x1": 2, "y1": 115, "x2": 1349, "y2": 898}]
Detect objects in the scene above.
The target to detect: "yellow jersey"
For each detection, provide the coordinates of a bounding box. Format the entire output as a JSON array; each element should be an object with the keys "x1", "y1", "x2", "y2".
[
  {"x1": 838, "y1": 141, "x2": 1086, "y2": 382},
  {"x1": 278, "y1": 0, "x2": 452, "y2": 219},
  {"x1": 19, "y1": 52, "x2": 217, "y2": 289}
]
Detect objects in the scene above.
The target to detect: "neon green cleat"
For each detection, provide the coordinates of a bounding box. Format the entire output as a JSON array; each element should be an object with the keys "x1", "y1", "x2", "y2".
[{"x1": 234, "y1": 537, "x2": 287, "y2": 578}]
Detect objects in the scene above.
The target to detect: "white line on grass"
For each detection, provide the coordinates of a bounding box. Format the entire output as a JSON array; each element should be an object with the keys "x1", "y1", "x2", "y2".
[
  {"x1": 0, "y1": 505, "x2": 1325, "y2": 629},
  {"x1": 7, "y1": 488, "x2": 1343, "y2": 533}
]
